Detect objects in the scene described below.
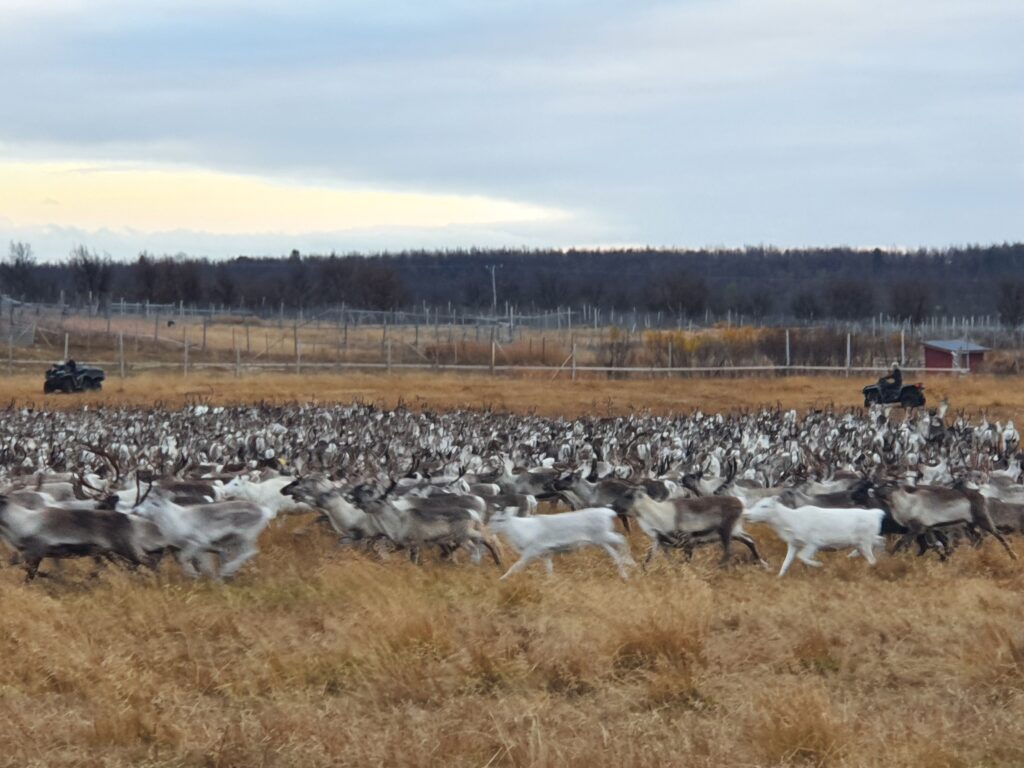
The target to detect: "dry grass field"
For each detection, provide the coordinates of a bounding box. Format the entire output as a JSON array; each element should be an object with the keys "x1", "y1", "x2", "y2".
[
  {"x1": 4, "y1": 372, "x2": 1024, "y2": 767},
  {"x1": 6, "y1": 370, "x2": 1024, "y2": 419}
]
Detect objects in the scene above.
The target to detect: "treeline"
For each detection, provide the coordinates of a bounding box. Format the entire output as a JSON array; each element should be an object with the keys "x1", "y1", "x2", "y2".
[{"x1": 3, "y1": 242, "x2": 1024, "y2": 324}]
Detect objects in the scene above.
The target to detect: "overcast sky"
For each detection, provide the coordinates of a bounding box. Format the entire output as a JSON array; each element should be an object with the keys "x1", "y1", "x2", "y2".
[{"x1": 1, "y1": 0, "x2": 1021, "y2": 260}]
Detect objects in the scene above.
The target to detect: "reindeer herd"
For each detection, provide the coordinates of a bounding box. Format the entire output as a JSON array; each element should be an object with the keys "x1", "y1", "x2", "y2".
[{"x1": 0, "y1": 399, "x2": 1021, "y2": 582}]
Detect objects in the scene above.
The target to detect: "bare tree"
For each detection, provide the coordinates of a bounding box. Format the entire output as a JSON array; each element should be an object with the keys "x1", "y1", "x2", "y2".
[
  {"x1": 1, "y1": 241, "x2": 36, "y2": 299},
  {"x1": 647, "y1": 271, "x2": 707, "y2": 318},
  {"x1": 997, "y1": 281, "x2": 1024, "y2": 327},
  {"x1": 211, "y1": 263, "x2": 237, "y2": 307},
  {"x1": 889, "y1": 281, "x2": 931, "y2": 324},
  {"x1": 67, "y1": 245, "x2": 114, "y2": 304}
]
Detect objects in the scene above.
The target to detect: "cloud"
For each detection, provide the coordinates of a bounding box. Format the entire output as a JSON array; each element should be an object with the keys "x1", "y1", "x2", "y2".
[
  {"x1": 0, "y1": 0, "x2": 1020, "y2": 253},
  {"x1": 0, "y1": 161, "x2": 567, "y2": 235}
]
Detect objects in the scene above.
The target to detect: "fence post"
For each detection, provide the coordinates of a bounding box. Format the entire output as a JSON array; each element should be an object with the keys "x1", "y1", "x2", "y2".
[
  {"x1": 296, "y1": 339, "x2": 302, "y2": 374},
  {"x1": 118, "y1": 332, "x2": 125, "y2": 379},
  {"x1": 235, "y1": 346, "x2": 241, "y2": 378},
  {"x1": 202, "y1": 317, "x2": 208, "y2": 351},
  {"x1": 153, "y1": 314, "x2": 159, "y2": 342},
  {"x1": 183, "y1": 327, "x2": 189, "y2": 376},
  {"x1": 387, "y1": 339, "x2": 392, "y2": 374},
  {"x1": 571, "y1": 339, "x2": 577, "y2": 381},
  {"x1": 246, "y1": 322, "x2": 251, "y2": 354},
  {"x1": 490, "y1": 337, "x2": 496, "y2": 375},
  {"x1": 846, "y1": 332, "x2": 851, "y2": 376},
  {"x1": 64, "y1": 332, "x2": 69, "y2": 360},
  {"x1": 7, "y1": 328, "x2": 12, "y2": 375},
  {"x1": 667, "y1": 340, "x2": 673, "y2": 374},
  {"x1": 900, "y1": 330, "x2": 906, "y2": 366},
  {"x1": 785, "y1": 329, "x2": 791, "y2": 369}
]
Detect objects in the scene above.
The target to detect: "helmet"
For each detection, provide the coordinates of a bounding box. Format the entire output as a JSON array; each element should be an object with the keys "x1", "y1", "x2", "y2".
[{"x1": 891, "y1": 361, "x2": 900, "y2": 370}]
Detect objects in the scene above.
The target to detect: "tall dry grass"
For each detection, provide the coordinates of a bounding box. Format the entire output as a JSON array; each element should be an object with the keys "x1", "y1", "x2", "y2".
[
  {"x1": 3, "y1": 522, "x2": 1024, "y2": 767},
  {"x1": 5, "y1": 370, "x2": 1024, "y2": 420}
]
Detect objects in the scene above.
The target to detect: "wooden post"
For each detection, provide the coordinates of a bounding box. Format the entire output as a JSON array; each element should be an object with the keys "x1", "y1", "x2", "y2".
[
  {"x1": 294, "y1": 323, "x2": 299, "y2": 358},
  {"x1": 900, "y1": 330, "x2": 906, "y2": 366},
  {"x1": 571, "y1": 339, "x2": 577, "y2": 380},
  {"x1": 542, "y1": 336, "x2": 546, "y2": 365},
  {"x1": 846, "y1": 332, "x2": 851, "y2": 376},
  {"x1": 490, "y1": 339, "x2": 495, "y2": 374},
  {"x1": 183, "y1": 327, "x2": 189, "y2": 376},
  {"x1": 118, "y1": 332, "x2": 125, "y2": 379},
  {"x1": 64, "y1": 332, "x2": 69, "y2": 360},
  {"x1": 246, "y1": 322, "x2": 251, "y2": 354},
  {"x1": 386, "y1": 339, "x2": 392, "y2": 374},
  {"x1": 7, "y1": 328, "x2": 12, "y2": 375},
  {"x1": 296, "y1": 339, "x2": 302, "y2": 374},
  {"x1": 667, "y1": 340, "x2": 673, "y2": 373},
  {"x1": 154, "y1": 314, "x2": 159, "y2": 342},
  {"x1": 785, "y1": 329, "x2": 791, "y2": 369},
  {"x1": 235, "y1": 345, "x2": 241, "y2": 378},
  {"x1": 202, "y1": 317, "x2": 208, "y2": 351}
]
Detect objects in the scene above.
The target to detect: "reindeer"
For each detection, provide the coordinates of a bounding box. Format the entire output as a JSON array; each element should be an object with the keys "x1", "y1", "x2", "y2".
[{"x1": 0, "y1": 495, "x2": 147, "y2": 581}]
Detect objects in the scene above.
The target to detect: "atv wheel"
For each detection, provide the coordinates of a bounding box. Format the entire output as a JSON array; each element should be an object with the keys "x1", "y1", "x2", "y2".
[
  {"x1": 900, "y1": 392, "x2": 924, "y2": 408},
  {"x1": 864, "y1": 392, "x2": 880, "y2": 407},
  {"x1": 61, "y1": 378, "x2": 74, "y2": 393}
]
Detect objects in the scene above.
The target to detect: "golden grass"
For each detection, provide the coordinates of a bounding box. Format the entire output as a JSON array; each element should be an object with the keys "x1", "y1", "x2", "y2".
[
  {"x1": 3, "y1": 523, "x2": 1024, "y2": 767},
  {"x1": 5, "y1": 369, "x2": 1024, "y2": 765},
  {"x1": 5, "y1": 370, "x2": 1024, "y2": 419}
]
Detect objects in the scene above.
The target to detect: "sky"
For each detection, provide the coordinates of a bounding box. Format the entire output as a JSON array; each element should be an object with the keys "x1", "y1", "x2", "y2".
[{"x1": 0, "y1": 0, "x2": 1021, "y2": 261}]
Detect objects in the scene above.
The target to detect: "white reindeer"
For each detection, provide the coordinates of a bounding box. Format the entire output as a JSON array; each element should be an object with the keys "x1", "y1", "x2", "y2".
[
  {"x1": 745, "y1": 497, "x2": 885, "y2": 577},
  {"x1": 488, "y1": 507, "x2": 634, "y2": 579}
]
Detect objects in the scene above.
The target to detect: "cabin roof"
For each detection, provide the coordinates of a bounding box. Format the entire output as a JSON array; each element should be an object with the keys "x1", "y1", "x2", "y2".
[{"x1": 923, "y1": 339, "x2": 989, "y2": 353}]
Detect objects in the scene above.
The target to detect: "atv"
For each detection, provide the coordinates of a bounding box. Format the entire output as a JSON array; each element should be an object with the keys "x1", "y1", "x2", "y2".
[
  {"x1": 44, "y1": 361, "x2": 105, "y2": 394},
  {"x1": 862, "y1": 381, "x2": 925, "y2": 408}
]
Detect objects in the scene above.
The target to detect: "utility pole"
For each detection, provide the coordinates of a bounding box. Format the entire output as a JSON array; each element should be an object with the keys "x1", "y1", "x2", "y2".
[{"x1": 487, "y1": 265, "x2": 498, "y2": 311}]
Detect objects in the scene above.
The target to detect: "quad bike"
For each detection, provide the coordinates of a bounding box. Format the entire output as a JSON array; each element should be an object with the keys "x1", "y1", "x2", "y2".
[
  {"x1": 862, "y1": 381, "x2": 925, "y2": 408},
  {"x1": 43, "y1": 361, "x2": 105, "y2": 393}
]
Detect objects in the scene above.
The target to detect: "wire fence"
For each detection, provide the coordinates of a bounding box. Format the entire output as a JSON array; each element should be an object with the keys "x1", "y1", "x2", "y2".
[{"x1": 4, "y1": 292, "x2": 1021, "y2": 380}]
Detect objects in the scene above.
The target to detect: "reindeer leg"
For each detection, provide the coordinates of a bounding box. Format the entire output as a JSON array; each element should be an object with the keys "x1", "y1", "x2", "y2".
[
  {"x1": 859, "y1": 539, "x2": 878, "y2": 566},
  {"x1": 642, "y1": 537, "x2": 660, "y2": 571},
  {"x1": 479, "y1": 537, "x2": 502, "y2": 567},
  {"x1": 797, "y1": 544, "x2": 822, "y2": 567},
  {"x1": 23, "y1": 554, "x2": 43, "y2": 583},
  {"x1": 734, "y1": 531, "x2": 768, "y2": 568},
  {"x1": 219, "y1": 545, "x2": 258, "y2": 579},
  {"x1": 499, "y1": 549, "x2": 538, "y2": 580},
  {"x1": 601, "y1": 543, "x2": 630, "y2": 580},
  {"x1": 778, "y1": 543, "x2": 797, "y2": 577},
  {"x1": 717, "y1": 528, "x2": 733, "y2": 567},
  {"x1": 976, "y1": 515, "x2": 1018, "y2": 559}
]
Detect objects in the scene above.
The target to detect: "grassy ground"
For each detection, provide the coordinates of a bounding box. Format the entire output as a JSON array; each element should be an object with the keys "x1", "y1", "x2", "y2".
[
  {"x1": 2, "y1": 522, "x2": 1024, "y2": 767},
  {"x1": 4, "y1": 370, "x2": 1024, "y2": 419},
  {"x1": 4, "y1": 372, "x2": 1024, "y2": 766}
]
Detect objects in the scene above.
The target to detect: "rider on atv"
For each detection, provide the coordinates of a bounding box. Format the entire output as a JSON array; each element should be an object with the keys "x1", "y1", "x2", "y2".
[{"x1": 878, "y1": 361, "x2": 902, "y2": 401}]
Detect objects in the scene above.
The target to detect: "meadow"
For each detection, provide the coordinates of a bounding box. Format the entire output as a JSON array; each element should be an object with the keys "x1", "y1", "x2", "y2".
[{"x1": 2, "y1": 372, "x2": 1024, "y2": 767}]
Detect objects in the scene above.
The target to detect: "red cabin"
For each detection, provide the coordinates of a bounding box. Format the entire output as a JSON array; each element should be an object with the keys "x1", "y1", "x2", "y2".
[{"x1": 923, "y1": 339, "x2": 988, "y2": 372}]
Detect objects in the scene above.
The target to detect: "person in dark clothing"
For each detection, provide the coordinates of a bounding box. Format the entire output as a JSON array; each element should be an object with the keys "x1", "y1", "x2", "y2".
[{"x1": 878, "y1": 361, "x2": 902, "y2": 400}]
